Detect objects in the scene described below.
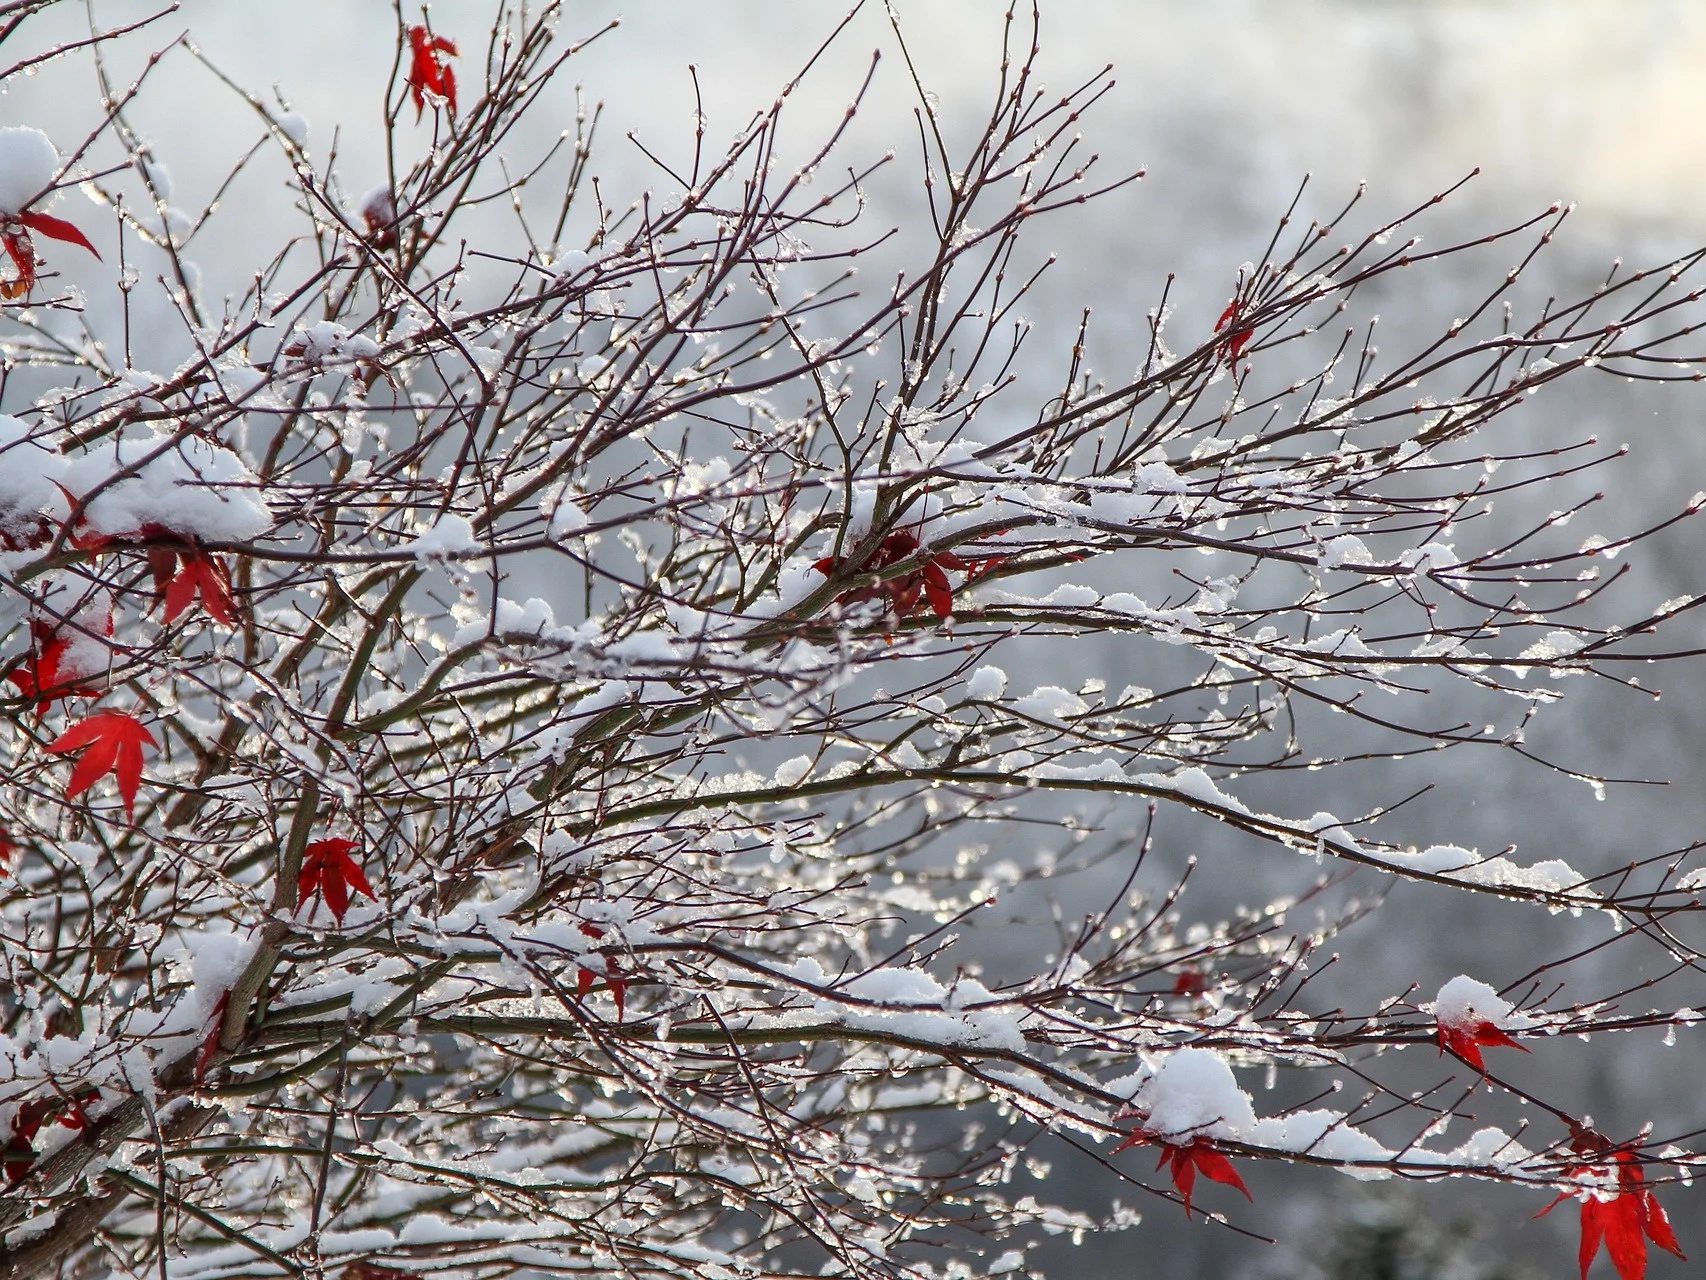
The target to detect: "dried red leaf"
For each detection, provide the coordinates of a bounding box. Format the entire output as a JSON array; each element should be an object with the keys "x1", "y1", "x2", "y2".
[
  {"x1": 45, "y1": 712, "x2": 156, "y2": 820},
  {"x1": 161, "y1": 550, "x2": 236, "y2": 626},
  {"x1": 813, "y1": 529, "x2": 998, "y2": 624},
  {"x1": 1, "y1": 209, "x2": 98, "y2": 300},
  {"x1": 5, "y1": 1087, "x2": 101, "y2": 1183},
  {"x1": 15, "y1": 209, "x2": 100, "y2": 259},
  {"x1": 1538, "y1": 1151, "x2": 1686, "y2": 1280},
  {"x1": 1, "y1": 228, "x2": 34, "y2": 299},
  {"x1": 8, "y1": 612, "x2": 113, "y2": 714},
  {"x1": 298, "y1": 837, "x2": 376, "y2": 923},
  {"x1": 575, "y1": 922, "x2": 626, "y2": 1018},
  {"x1": 0, "y1": 1135, "x2": 31, "y2": 1184},
  {"x1": 1215, "y1": 300, "x2": 1255, "y2": 363},
  {"x1": 1112, "y1": 1132, "x2": 1251, "y2": 1217},
  {"x1": 57, "y1": 1088, "x2": 99, "y2": 1131},
  {"x1": 197, "y1": 991, "x2": 231, "y2": 1086},
  {"x1": 407, "y1": 25, "x2": 460, "y2": 121},
  {"x1": 1435, "y1": 1017, "x2": 1529, "y2": 1073},
  {"x1": 1171, "y1": 969, "x2": 1208, "y2": 996}
]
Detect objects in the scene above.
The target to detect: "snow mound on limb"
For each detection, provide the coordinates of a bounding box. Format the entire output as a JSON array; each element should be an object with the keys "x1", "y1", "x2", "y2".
[
  {"x1": 64, "y1": 433, "x2": 273, "y2": 544},
  {"x1": 0, "y1": 128, "x2": 61, "y2": 216}
]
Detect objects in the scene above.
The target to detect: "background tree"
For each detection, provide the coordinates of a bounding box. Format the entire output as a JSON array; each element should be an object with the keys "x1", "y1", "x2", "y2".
[{"x1": 1, "y1": 3, "x2": 1705, "y2": 1278}]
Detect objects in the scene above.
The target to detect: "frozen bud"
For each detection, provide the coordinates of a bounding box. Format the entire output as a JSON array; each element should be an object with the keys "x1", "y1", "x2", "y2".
[{"x1": 359, "y1": 185, "x2": 397, "y2": 249}]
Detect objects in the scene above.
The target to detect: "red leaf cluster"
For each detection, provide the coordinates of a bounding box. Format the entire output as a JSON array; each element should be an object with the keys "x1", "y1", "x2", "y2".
[
  {"x1": 1112, "y1": 1131, "x2": 1251, "y2": 1217},
  {"x1": 153, "y1": 546, "x2": 236, "y2": 626},
  {"x1": 7, "y1": 611, "x2": 112, "y2": 714},
  {"x1": 1, "y1": 209, "x2": 100, "y2": 300},
  {"x1": 575, "y1": 922, "x2": 627, "y2": 1019},
  {"x1": 55, "y1": 512, "x2": 239, "y2": 627},
  {"x1": 1539, "y1": 1151, "x2": 1685, "y2": 1280},
  {"x1": 1435, "y1": 1017, "x2": 1529, "y2": 1073},
  {"x1": 45, "y1": 712, "x2": 155, "y2": 820},
  {"x1": 1214, "y1": 300, "x2": 1255, "y2": 364},
  {"x1": 407, "y1": 25, "x2": 459, "y2": 121},
  {"x1": 5, "y1": 1087, "x2": 100, "y2": 1183},
  {"x1": 298, "y1": 837, "x2": 375, "y2": 923},
  {"x1": 812, "y1": 530, "x2": 1001, "y2": 623}
]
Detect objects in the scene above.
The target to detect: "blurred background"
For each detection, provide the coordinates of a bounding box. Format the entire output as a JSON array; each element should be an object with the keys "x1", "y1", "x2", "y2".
[{"x1": 9, "y1": 2, "x2": 1706, "y2": 1275}]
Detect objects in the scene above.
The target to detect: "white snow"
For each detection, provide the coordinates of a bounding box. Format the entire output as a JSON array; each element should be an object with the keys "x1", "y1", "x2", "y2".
[
  {"x1": 844, "y1": 968, "x2": 947, "y2": 1005},
  {"x1": 1446, "y1": 855, "x2": 1590, "y2": 897},
  {"x1": 1397, "y1": 542, "x2": 1458, "y2": 573},
  {"x1": 1376, "y1": 844, "x2": 1480, "y2": 874},
  {"x1": 553, "y1": 247, "x2": 597, "y2": 281},
  {"x1": 407, "y1": 514, "x2": 481, "y2": 562},
  {"x1": 63, "y1": 433, "x2": 273, "y2": 543},
  {"x1": 1319, "y1": 534, "x2": 1374, "y2": 569},
  {"x1": 1130, "y1": 1047, "x2": 1257, "y2": 1140},
  {"x1": 1428, "y1": 975, "x2": 1539, "y2": 1032},
  {"x1": 833, "y1": 968, "x2": 1026, "y2": 1052},
  {"x1": 1011, "y1": 685, "x2": 1088, "y2": 721},
  {"x1": 138, "y1": 155, "x2": 172, "y2": 201},
  {"x1": 0, "y1": 128, "x2": 59, "y2": 216},
  {"x1": 275, "y1": 112, "x2": 310, "y2": 148},
  {"x1": 1245, "y1": 1110, "x2": 1394, "y2": 1175},
  {"x1": 545, "y1": 492, "x2": 589, "y2": 539},
  {"x1": 285, "y1": 320, "x2": 381, "y2": 366},
  {"x1": 966, "y1": 665, "x2": 1007, "y2": 700},
  {"x1": 0, "y1": 415, "x2": 69, "y2": 539},
  {"x1": 771, "y1": 756, "x2": 813, "y2": 788}
]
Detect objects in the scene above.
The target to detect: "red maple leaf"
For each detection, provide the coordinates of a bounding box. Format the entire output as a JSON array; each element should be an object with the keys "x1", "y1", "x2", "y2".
[
  {"x1": 1171, "y1": 969, "x2": 1209, "y2": 997},
  {"x1": 813, "y1": 530, "x2": 1004, "y2": 624},
  {"x1": 2, "y1": 209, "x2": 100, "y2": 300},
  {"x1": 196, "y1": 991, "x2": 231, "y2": 1086},
  {"x1": 5, "y1": 1087, "x2": 101, "y2": 1183},
  {"x1": 1539, "y1": 1151, "x2": 1686, "y2": 1280},
  {"x1": 1112, "y1": 1132, "x2": 1251, "y2": 1217},
  {"x1": 1214, "y1": 300, "x2": 1255, "y2": 364},
  {"x1": 298, "y1": 837, "x2": 376, "y2": 923},
  {"x1": 158, "y1": 549, "x2": 236, "y2": 626},
  {"x1": 407, "y1": 25, "x2": 459, "y2": 121},
  {"x1": 7, "y1": 612, "x2": 113, "y2": 714},
  {"x1": 44, "y1": 509, "x2": 238, "y2": 627},
  {"x1": 1435, "y1": 1016, "x2": 1529, "y2": 1073},
  {"x1": 575, "y1": 922, "x2": 627, "y2": 1019},
  {"x1": 0, "y1": 828, "x2": 15, "y2": 874},
  {"x1": 45, "y1": 712, "x2": 155, "y2": 820}
]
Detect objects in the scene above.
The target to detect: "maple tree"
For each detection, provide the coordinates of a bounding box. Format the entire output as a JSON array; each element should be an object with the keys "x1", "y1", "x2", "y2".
[{"x1": 1, "y1": 5, "x2": 1706, "y2": 1280}]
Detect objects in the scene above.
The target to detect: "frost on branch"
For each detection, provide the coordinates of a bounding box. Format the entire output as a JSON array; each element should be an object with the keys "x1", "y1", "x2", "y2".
[{"x1": 1, "y1": 4, "x2": 1705, "y2": 1279}]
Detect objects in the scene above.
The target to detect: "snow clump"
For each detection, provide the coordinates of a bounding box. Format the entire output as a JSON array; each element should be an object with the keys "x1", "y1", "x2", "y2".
[
  {"x1": 0, "y1": 127, "x2": 59, "y2": 216},
  {"x1": 1130, "y1": 1047, "x2": 1257, "y2": 1141},
  {"x1": 1428, "y1": 975, "x2": 1540, "y2": 1034},
  {"x1": 63, "y1": 434, "x2": 273, "y2": 544},
  {"x1": 408, "y1": 514, "x2": 482, "y2": 562}
]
